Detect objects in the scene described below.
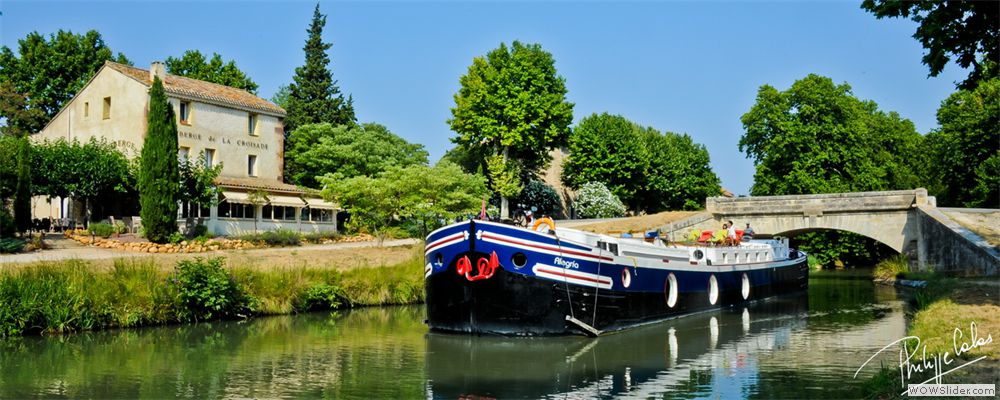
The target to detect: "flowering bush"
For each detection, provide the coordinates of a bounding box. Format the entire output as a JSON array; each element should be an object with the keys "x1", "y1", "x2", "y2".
[{"x1": 574, "y1": 182, "x2": 626, "y2": 218}]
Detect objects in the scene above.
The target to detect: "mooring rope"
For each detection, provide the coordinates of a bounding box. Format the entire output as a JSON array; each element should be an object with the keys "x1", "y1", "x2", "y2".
[
  {"x1": 555, "y1": 236, "x2": 576, "y2": 322},
  {"x1": 591, "y1": 247, "x2": 602, "y2": 327}
]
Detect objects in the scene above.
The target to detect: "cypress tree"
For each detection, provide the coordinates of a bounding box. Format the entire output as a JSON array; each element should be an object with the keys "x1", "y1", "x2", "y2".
[
  {"x1": 13, "y1": 137, "x2": 31, "y2": 235},
  {"x1": 138, "y1": 76, "x2": 180, "y2": 244},
  {"x1": 284, "y1": 3, "x2": 356, "y2": 134}
]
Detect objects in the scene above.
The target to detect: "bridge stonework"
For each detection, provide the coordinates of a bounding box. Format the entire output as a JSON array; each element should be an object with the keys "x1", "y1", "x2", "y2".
[{"x1": 660, "y1": 189, "x2": 998, "y2": 276}]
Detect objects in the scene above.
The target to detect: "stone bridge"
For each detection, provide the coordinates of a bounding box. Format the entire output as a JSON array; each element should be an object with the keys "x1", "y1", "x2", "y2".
[{"x1": 660, "y1": 189, "x2": 999, "y2": 276}]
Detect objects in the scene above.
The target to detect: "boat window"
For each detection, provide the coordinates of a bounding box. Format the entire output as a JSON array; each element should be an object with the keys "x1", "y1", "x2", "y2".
[
  {"x1": 609, "y1": 243, "x2": 619, "y2": 256},
  {"x1": 597, "y1": 241, "x2": 608, "y2": 251}
]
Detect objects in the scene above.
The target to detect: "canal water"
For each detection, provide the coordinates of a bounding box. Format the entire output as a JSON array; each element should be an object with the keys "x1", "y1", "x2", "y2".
[{"x1": 0, "y1": 269, "x2": 908, "y2": 399}]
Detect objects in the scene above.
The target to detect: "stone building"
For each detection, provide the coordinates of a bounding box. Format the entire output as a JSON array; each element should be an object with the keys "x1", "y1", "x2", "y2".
[{"x1": 31, "y1": 61, "x2": 338, "y2": 235}]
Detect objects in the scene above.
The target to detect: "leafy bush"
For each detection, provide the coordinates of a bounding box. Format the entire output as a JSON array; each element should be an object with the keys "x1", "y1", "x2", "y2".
[
  {"x1": 114, "y1": 220, "x2": 128, "y2": 234},
  {"x1": 88, "y1": 222, "x2": 116, "y2": 238},
  {"x1": 574, "y1": 182, "x2": 626, "y2": 218},
  {"x1": 303, "y1": 231, "x2": 342, "y2": 243},
  {"x1": 239, "y1": 229, "x2": 301, "y2": 246},
  {"x1": 0, "y1": 238, "x2": 24, "y2": 254},
  {"x1": 168, "y1": 232, "x2": 184, "y2": 244},
  {"x1": 873, "y1": 254, "x2": 909, "y2": 281},
  {"x1": 188, "y1": 224, "x2": 208, "y2": 239},
  {"x1": 170, "y1": 257, "x2": 255, "y2": 321},
  {"x1": 0, "y1": 208, "x2": 15, "y2": 239},
  {"x1": 514, "y1": 179, "x2": 562, "y2": 217},
  {"x1": 295, "y1": 283, "x2": 345, "y2": 312}
]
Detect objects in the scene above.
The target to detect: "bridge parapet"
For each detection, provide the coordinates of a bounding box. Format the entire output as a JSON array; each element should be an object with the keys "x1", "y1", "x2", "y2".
[{"x1": 707, "y1": 189, "x2": 931, "y2": 216}]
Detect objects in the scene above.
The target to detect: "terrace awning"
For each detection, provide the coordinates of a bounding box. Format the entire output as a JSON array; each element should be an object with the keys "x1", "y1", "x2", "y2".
[
  {"x1": 221, "y1": 191, "x2": 251, "y2": 204},
  {"x1": 304, "y1": 197, "x2": 338, "y2": 209},
  {"x1": 268, "y1": 195, "x2": 307, "y2": 207}
]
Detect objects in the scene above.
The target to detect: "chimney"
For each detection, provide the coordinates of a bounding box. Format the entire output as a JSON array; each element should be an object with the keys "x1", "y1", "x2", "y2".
[{"x1": 149, "y1": 61, "x2": 166, "y2": 82}]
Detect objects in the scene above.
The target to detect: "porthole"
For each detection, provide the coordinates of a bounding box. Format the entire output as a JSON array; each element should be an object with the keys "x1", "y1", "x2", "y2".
[
  {"x1": 708, "y1": 275, "x2": 719, "y2": 305},
  {"x1": 511, "y1": 252, "x2": 527, "y2": 269},
  {"x1": 665, "y1": 273, "x2": 678, "y2": 308},
  {"x1": 693, "y1": 250, "x2": 704, "y2": 260},
  {"x1": 621, "y1": 268, "x2": 632, "y2": 288},
  {"x1": 741, "y1": 273, "x2": 750, "y2": 300},
  {"x1": 435, "y1": 252, "x2": 443, "y2": 266}
]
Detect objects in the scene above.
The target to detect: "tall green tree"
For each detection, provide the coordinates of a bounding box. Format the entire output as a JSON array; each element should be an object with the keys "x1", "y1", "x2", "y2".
[
  {"x1": 0, "y1": 30, "x2": 130, "y2": 134},
  {"x1": 13, "y1": 137, "x2": 31, "y2": 234},
  {"x1": 319, "y1": 161, "x2": 486, "y2": 238},
  {"x1": 925, "y1": 77, "x2": 999, "y2": 208},
  {"x1": 138, "y1": 77, "x2": 180, "y2": 244},
  {"x1": 740, "y1": 74, "x2": 922, "y2": 196},
  {"x1": 562, "y1": 113, "x2": 720, "y2": 213},
  {"x1": 165, "y1": 50, "x2": 259, "y2": 93},
  {"x1": 861, "y1": 0, "x2": 999, "y2": 89},
  {"x1": 638, "y1": 127, "x2": 720, "y2": 211},
  {"x1": 739, "y1": 74, "x2": 924, "y2": 266},
  {"x1": 284, "y1": 3, "x2": 356, "y2": 134},
  {"x1": 284, "y1": 122, "x2": 429, "y2": 188},
  {"x1": 562, "y1": 113, "x2": 648, "y2": 210},
  {"x1": 30, "y1": 138, "x2": 132, "y2": 222},
  {"x1": 448, "y1": 41, "x2": 574, "y2": 218}
]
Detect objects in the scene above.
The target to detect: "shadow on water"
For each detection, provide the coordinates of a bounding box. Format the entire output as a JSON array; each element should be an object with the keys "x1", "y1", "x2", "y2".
[{"x1": 0, "y1": 269, "x2": 907, "y2": 399}]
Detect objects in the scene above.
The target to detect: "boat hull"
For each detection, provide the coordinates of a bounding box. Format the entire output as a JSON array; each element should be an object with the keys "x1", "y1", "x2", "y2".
[{"x1": 424, "y1": 220, "x2": 808, "y2": 336}]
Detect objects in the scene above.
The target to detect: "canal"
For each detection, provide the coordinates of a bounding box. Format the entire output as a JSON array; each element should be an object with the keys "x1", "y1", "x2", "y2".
[{"x1": 0, "y1": 269, "x2": 908, "y2": 399}]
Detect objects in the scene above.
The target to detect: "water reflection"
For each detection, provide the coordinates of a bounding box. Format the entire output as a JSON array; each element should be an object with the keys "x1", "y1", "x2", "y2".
[{"x1": 0, "y1": 270, "x2": 906, "y2": 399}]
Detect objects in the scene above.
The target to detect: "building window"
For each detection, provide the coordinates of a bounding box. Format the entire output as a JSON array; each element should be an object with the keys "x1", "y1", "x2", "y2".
[
  {"x1": 179, "y1": 101, "x2": 191, "y2": 124},
  {"x1": 219, "y1": 201, "x2": 255, "y2": 219},
  {"x1": 204, "y1": 148, "x2": 215, "y2": 168},
  {"x1": 247, "y1": 155, "x2": 257, "y2": 177},
  {"x1": 310, "y1": 208, "x2": 334, "y2": 222},
  {"x1": 102, "y1": 97, "x2": 111, "y2": 119},
  {"x1": 248, "y1": 113, "x2": 257, "y2": 136},
  {"x1": 84, "y1": 102, "x2": 89, "y2": 117},
  {"x1": 179, "y1": 147, "x2": 190, "y2": 163}
]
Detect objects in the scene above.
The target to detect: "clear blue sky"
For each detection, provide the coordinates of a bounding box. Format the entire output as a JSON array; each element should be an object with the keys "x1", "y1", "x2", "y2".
[{"x1": 1, "y1": 0, "x2": 968, "y2": 195}]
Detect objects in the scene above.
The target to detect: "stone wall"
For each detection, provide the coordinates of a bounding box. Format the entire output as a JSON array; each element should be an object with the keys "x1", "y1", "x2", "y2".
[{"x1": 916, "y1": 206, "x2": 1000, "y2": 276}]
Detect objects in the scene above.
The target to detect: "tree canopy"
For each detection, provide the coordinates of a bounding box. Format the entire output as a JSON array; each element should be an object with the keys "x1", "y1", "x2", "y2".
[
  {"x1": 739, "y1": 74, "x2": 924, "y2": 267},
  {"x1": 284, "y1": 4, "x2": 356, "y2": 134},
  {"x1": 138, "y1": 77, "x2": 180, "y2": 244},
  {"x1": 319, "y1": 161, "x2": 486, "y2": 238},
  {"x1": 0, "y1": 29, "x2": 130, "y2": 134},
  {"x1": 739, "y1": 74, "x2": 923, "y2": 196},
  {"x1": 284, "y1": 122, "x2": 429, "y2": 189},
  {"x1": 562, "y1": 113, "x2": 720, "y2": 213},
  {"x1": 165, "y1": 50, "x2": 259, "y2": 93},
  {"x1": 925, "y1": 77, "x2": 999, "y2": 208},
  {"x1": 448, "y1": 41, "x2": 574, "y2": 216},
  {"x1": 861, "y1": 0, "x2": 999, "y2": 89}
]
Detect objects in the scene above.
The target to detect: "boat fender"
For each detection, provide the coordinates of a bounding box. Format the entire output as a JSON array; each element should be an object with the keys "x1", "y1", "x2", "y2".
[{"x1": 532, "y1": 217, "x2": 555, "y2": 233}]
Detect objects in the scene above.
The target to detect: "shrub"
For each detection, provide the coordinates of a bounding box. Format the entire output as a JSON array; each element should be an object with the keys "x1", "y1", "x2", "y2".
[
  {"x1": 515, "y1": 179, "x2": 563, "y2": 217},
  {"x1": 188, "y1": 224, "x2": 208, "y2": 239},
  {"x1": 574, "y1": 182, "x2": 626, "y2": 218},
  {"x1": 0, "y1": 238, "x2": 24, "y2": 254},
  {"x1": 239, "y1": 229, "x2": 301, "y2": 246},
  {"x1": 295, "y1": 283, "x2": 345, "y2": 312},
  {"x1": 303, "y1": 231, "x2": 341, "y2": 243},
  {"x1": 88, "y1": 222, "x2": 116, "y2": 238},
  {"x1": 872, "y1": 254, "x2": 909, "y2": 281},
  {"x1": 113, "y1": 220, "x2": 128, "y2": 234},
  {"x1": 0, "y1": 208, "x2": 15, "y2": 239},
  {"x1": 167, "y1": 232, "x2": 184, "y2": 244},
  {"x1": 170, "y1": 257, "x2": 256, "y2": 321}
]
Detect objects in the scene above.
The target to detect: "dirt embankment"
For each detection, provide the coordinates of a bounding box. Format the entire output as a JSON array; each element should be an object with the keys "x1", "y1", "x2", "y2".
[{"x1": 570, "y1": 211, "x2": 702, "y2": 235}]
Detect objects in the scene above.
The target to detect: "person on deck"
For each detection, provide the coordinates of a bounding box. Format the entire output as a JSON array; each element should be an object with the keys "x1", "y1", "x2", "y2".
[
  {"x1": 726, "y1": 220, "x2": 737, "y2": 245},
  {"x1": 743, "y1": 223, "x2": 755, "y2": 241}
]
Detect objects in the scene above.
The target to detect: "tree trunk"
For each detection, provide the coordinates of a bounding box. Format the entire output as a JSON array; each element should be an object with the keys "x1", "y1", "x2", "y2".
[{"x1": 500, "y1": 146, "x2": 510, "y2": 219}]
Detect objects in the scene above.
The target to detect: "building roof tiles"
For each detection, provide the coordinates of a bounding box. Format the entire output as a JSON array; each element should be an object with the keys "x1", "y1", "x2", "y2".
[{"x1": 105, "y1": 61, "x2": 286, "y2": 116}]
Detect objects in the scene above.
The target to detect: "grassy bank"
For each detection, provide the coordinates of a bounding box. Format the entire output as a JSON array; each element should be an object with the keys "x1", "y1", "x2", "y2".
[
  {"x1": 863, "y1": 260, "x2": 999, "y2": 399},
  {"x1": 0, "y1": 251, "x2": 424, "y2": 337}
]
